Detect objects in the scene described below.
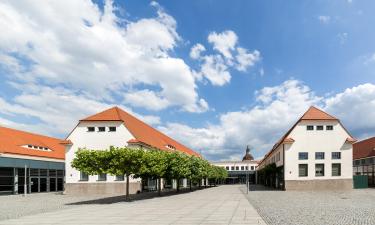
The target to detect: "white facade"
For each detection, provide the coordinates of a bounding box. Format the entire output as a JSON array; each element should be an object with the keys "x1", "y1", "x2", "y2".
[
  {"x1": 213, "y1": 161, "x2": 258, "y2": 172},
  {"x1": 65, "y1": 121, "x2": 139, "y2": 184}
]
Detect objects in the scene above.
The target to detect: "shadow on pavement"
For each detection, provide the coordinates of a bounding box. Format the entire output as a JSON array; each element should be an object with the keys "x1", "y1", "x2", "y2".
[{"x1": 66, "y1": 186, "x2": 214, "y2": 205}]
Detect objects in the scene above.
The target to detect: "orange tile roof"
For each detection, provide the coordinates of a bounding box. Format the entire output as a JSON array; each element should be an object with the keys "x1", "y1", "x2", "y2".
[
  {"x1": 81, "y1": 107, "x2": 201, "y2": 157},
  {"x1": 353, "y1": 137, "x2": 375, "y2": 160},
  {"x1": 0, "y1": 126, "x2": 65, "y2": 160},
  {"x1": 258, "y1": 106, "x2": 354, "y2": 166}
]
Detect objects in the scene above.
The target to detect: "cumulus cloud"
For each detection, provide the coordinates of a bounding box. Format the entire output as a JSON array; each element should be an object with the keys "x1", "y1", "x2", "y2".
[
  {"x1": 191, "y1": 30, "x2": 261, "y2": 86},
  {"x1": 160, "y1": 80, "x2": 375, "y2": 161},
  {"x1": 0, "y1": 0, "x2": 207, "y2": 113}
]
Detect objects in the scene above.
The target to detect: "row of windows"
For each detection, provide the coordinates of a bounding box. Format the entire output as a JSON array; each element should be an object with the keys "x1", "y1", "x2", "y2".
[
  {"x1": 298, "y1": 163, "x2": 341, "y2": 177},
  {"x1": 80, "y1": 172, "x2": 124, "y2": 181},
  {"x1": 225, "y1": 166, "x2": 254, "y2": 171},
  {"x1": 26, "y1": 145, "x2": 49, "y2": 151},
  {"x1": 87, "y1": 126, "x2": 116, "y2": 132},
  {"x1": 298, "y1": 152, "x2": 341, "y2": 160},
  {"x1": 306, "y1": 125, "x2": 333, "y2": 131},
  {"x1": 354, "y1": 157, "x2": 375, "y2": 166}
]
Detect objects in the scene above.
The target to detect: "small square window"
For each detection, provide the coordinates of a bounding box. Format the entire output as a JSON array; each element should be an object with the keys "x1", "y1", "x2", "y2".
[
  {"x1": 87, "y1": 127, "x2": 95, "y2": 132},
  {"x1": 226, "y1": 166, "x2": 229, "y2": 170},
  {"x1": 317, "y1": 125, "x2": 324, "y2": 130},
  {"x1": 307, "y1": 125, "x2": 314, "y2": 130},
  {"x1": 332, "y1": 152, "x2": 341, "y2": 159},
  {"x1": 235, "y1": 166, "x2": 239, "y2": 170},
  {"x1": 109, "y1": 127, "x2": 116, "y2": 132},
  {"x1": 315, "y1": 152, "x2": 325, "y2": 160},
  {"x1": 326, "y1": 125, "x2": 333, "y2": 130},
  {"x1": 241, "y1": 166, "x2": 244, "y2": 170},
  {"x1": 97, "y1": 173, "x2": 107, "y2": 181},
  {"x1": 115, "y1": 175, "x2": 124, "y2": 181},
  {"x1": 39, "y1": 146, "x2": 43, "y2": 150},
  {"x1": 299, "y1": 152, "x2": 308, "y2": 160},
  {"x1": 27, "y1": 145, "x2": 32, "y2": 148},
  {"x1": 80, "y1": 172, "x2": 89, "y2": 181},
  {"x1": 245, "y1": 166, "x2": 249, "y2": 170},
  {"x1": 98, "y1": 127, "x2": 105, "y2": 132},
  {"x1": 231, "y1": 166, "x2": 234, "y2": 170}
]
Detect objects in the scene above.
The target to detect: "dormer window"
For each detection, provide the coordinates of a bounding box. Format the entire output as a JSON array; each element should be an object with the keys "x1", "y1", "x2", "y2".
[
  {"x1": 98, "y1": 127, "x2": 105, "y2": 132},
  {"x1": 109, "y1": 127, "x2": 116, "y2": 132},
  {"x1": 23, "y1": 145, "x2": 50, "y2": 151},
  {"x1": 28, "y1": 145, "x2": 32, "y2": 148},
  {"x1": 87, "y1": 127, "x2": 95, "y2": 132},
  {"x1": 166, "y1": 144, "x2": 176, "y2": 150}
]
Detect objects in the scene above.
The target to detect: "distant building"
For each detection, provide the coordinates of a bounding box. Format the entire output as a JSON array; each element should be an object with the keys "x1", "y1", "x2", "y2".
[
  {"x1": 257, "y1": 106, "x2": 356, "y2": 190},
  {"x1": 64, "y1": 106, "x2": 200, "y2": 195},
  {"x1": 353, "y1": 137, "x2": 375, "y2": 187},
  {"x1": 0, "y1": 126, "x2": 65, "y2": 195},
  {"x1": 212, "y1": 146, "x2": 258, "y2": 184}
]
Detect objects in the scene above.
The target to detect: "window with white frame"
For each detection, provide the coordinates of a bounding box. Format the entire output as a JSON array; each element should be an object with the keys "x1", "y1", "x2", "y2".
[
  {"x1": 87, "y1": 127, "x2": 95, "y2": 132},
  {"x1": 315, "y1": 152, "x2": 325, "y2": 160},
  {"x1": 326, "y1": 125, "x2": 333, "y2": 130},
  {"x1": 315, "y1": 164, "x2": 324, "y2": 176},
  {"x1": 299, "y1": 152, "x2": 308, "y2": 160},
  {"x1": 332, "y1": 163, "x2": 341, "y2": 176},
  {"x1": 97, "y1": 173, "x2": 107, "y2": 181},
  {"x1": 80, "y1": 172, "x2": 89, "y2": 181},
  {"x1": 316, "y1": 125, "x2": 324, "y2": 130},
  {"x1": 307, "y1": 125, "x2": 314, "y2": 130},
  {"x1": 299, "y1": 164, "x2": 308, "y2": 177},
  {"x1": 109, "y1": 126, "x2": 116, "y2": 132},
  {"x1": 115, "y1": 175, "x2": 124, "y2": 181},
  {"x1": 98, "y1": 127, "x2": 105, "y2": 132},
  {"x1": 332, "y1": 152, "x2": 341, "y2": 159}
]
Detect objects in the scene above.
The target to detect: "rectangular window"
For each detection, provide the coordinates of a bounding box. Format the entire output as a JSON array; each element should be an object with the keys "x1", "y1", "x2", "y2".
[
  {"x1": 97, "y1": 173, "x2": 107, "y2": 181},
  {"x1": 315, "y1": 152, "x2": 325, "y2": 160},
  {"x1": 332, "y1": 152, "x2": 341, "y2": 159},
  {"x1": 245, "y1": 166, "x2": 248, "y2": 170},
  {"x1": 316, "y1": 125, "x2": 324, "y2": 130},
  {"x1": 299, "y1": 152, "x2": 308, "y2": 160},
  {"x1": 115, "y1": 175, "x2": 124, "y2": 181},
  {"x1": 315, "y1": 164, "x2": 324, "y2": 176},
  {"x1": 98, "y1": 127, "x2": 105, "y2": 132},
  {"x1": 354, "y1": 160, "x2": 360, "y2": 166},
  {"x1": 80, "y1": 172, "x2": 89, "y2": 181},
  {"x1": 235, "y1": 166, "x2": 239, "y2": 170},
  {"x1": 226, "y1": 166, "x2": 229, "y2": 170},
  {"x1": 231, "y1": 166, "x2": 234, "y2": 170},
  {"x1": 332, "y1": 163, "x2": 341, "y2": 176},
  {"x1": 299, "y1": 164, "x2": 308, "y2": 177},
  {"x1": 326, "y1": 125, "x2": 333, "y2": 130},
  {"x1": 251, "y1": 166, "x2": 254, "y2": 170},
  {"x1": 307, "y1": 125, "x2": 314, "y2": 130},
  {"x1": 109, "y1": 126, "x2": 116, "y2": 132},
  {"x1": 361, "y1": 159, "x2": 366, "y2": 165},
  {"x1": 241, "y1": 166, "x2": 244, "y2": 170},
  {"x1": 87, "y1": 127, "x2": 95, "y2": 132}
]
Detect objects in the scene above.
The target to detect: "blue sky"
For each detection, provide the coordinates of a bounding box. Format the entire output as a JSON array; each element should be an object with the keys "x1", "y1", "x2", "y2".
[{"x1": 0, "y1": 0, "x2": 374, "y2": 160}]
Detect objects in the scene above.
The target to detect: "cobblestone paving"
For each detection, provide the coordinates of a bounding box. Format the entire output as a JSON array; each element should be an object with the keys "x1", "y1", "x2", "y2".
[
  {"x1": 244, "y1": 185, "x2": 375, "y2": 225},
  {"x1": 0, "y1": 185, "x2": 265, "y2": 225}
]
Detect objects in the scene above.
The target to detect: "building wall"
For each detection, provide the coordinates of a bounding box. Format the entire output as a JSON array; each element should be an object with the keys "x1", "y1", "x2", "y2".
[
  {"x1": 65, "y1": 121, "x2": 139, "y2": 185},
  {"x1": 213, "y1": 161, "x2": 258, "y2": 172},
  {"x1": 284, "y1": 120, "x2": 353, "y2": 181}
]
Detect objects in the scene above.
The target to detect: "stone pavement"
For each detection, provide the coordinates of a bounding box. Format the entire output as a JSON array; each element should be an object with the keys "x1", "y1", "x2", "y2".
[{"x1": 0, "y1": 185, "x2": 266, "y2": 225}]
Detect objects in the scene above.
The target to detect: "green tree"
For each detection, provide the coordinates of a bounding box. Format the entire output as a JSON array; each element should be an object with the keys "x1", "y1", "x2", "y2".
[
  {"x1": 165, "y1": 152, "x2": 191, "y2": 192},
  {"x1": 71, "y1": 148, "x2": 110, "y2": 175}
]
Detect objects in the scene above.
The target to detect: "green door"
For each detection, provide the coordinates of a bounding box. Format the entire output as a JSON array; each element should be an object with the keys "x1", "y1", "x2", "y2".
[{"x1": 353, "y1": 175, "x2": 368, "y2": 189}]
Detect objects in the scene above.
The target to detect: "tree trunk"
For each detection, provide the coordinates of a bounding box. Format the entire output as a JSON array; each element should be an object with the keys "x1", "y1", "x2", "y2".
[
  {"x1": 126, "y1": 174, "x2": 130, "y2": 201},
  {"x1": 189, "y1": 179, "x2": 192, "y2": 191},
  {"x1": 158, "y1": 178, "x2": 162, "y2": 196},
  {"x1": 176, "y1": 179, "x2": 180, "y2": 192}
]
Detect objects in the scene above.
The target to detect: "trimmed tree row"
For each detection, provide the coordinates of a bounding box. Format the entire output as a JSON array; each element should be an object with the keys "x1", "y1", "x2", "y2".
[{"x1": 71, "y1": 147, "x2": 228, "y2": 199}]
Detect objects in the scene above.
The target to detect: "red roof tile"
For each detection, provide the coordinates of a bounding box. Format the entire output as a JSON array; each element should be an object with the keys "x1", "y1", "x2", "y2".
[
  {"x1": 0, "y1": 126, "x2": 65, "y2": 160},
  {"x1": 353, "y1": 137, "x2": 375, "y2": 160},
  {"x1": 81, "y1": 107, "x2": 201, "y2": 157}
]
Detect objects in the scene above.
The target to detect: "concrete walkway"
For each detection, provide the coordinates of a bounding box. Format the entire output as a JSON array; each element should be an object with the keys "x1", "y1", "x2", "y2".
[{"x1": 0, "y1": 185, "x2": 266, "y2": 225}]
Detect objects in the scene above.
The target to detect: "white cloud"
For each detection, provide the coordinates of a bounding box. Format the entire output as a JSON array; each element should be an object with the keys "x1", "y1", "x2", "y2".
[
  {"x1": 318, "y1": 15, "x2": 331, "y2": 24},
  {"x1": 208, "y1": 30, "x2": 238, "y2": 60},
  {"x1": 338, "y1": 32, "x2": 348, "y2": 45},
  {"x1": 0, "y1": 0, "x2": 207, "y2": 113},
  {"x1": 160, "y1": 80, "x2": 375, "y2": 161},
  {"x1": 190, "y1": 43, "x2": 206, "y2": 60},
  {"x1": 123, "y1": 89, "x2": 170, "y2": 111},
  {"x1": 191, "y1": 30, "x2": 261, "y2": 86},
  {"x1": 364, "y1": 53, "x2": 375, "y2": 65}
]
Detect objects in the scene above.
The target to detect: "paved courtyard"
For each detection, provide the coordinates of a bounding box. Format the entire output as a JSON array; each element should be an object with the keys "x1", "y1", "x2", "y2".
[
  {"x1": 0, "y1": 185, "x2": 265, "y2": 225},
  {"x1": 245, "y1": 185, "x2": 375, "y2": 225}
]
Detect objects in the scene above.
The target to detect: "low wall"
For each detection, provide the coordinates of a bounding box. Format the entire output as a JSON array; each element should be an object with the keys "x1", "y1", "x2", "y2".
[
  {"x1": 64, "y1": 182, "x2": 142, "y2": 195},
  {"x1": 285, "y1": 179, "x2": 353, "y2": 191}
]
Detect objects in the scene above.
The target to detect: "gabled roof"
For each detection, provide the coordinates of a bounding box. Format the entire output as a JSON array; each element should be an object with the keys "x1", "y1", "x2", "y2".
[
  {"x1": 0, "y1": 126, "x2": 65, "y2": 160},
  {"x1": 300, "y1": 106, "x2": 337, "y2": 120},
  {"x1": 258, "y1": 106, "x2": 354, "y2": 166},
  {"x1": 353, "y1": 137, "x2": 375, "y2": 160},
  {"x1": 80, "y1": 107, "x2": 201, "y2": 157}
]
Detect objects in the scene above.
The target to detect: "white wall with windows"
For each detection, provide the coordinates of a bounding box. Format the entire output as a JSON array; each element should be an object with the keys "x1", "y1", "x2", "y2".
[
  {"x1": 284, "y1": 121, "x2": 353, "y2": 181},
  {"x1": 213, "y1": 161, "x2": 258, "y2": 172},
  {"x1": 65, "y1": 121, "x2": 137, "y2": 184}
]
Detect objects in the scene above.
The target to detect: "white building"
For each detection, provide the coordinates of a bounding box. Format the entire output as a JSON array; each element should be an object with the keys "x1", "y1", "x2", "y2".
[
  {"x1": 257, "y1": 106, "x2": 356, "y2": 190},
  {"x1": 64, "y1": 106, "x2": 200, "y2": 195},
  {"x1": 212, "y1": 146, "x2": 258, "y2": 184}
]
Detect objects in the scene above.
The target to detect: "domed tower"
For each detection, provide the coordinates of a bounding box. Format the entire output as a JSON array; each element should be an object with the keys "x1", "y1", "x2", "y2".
[{"x1": 242, "y1": 145, "x2": 254, "y2": 161}]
